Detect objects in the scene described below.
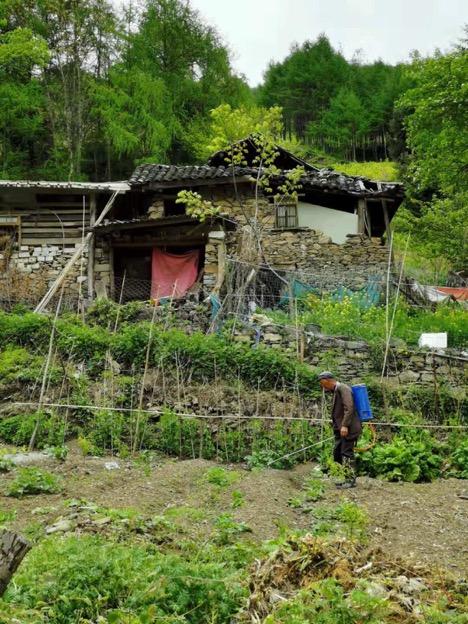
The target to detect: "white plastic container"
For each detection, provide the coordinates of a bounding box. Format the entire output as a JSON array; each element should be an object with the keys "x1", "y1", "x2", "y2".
[{"x1": 418, "y1": 332, "x2": 447, "y2": 349}]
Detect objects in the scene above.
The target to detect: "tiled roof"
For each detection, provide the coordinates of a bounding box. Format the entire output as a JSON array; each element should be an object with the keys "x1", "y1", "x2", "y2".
[
  {"x1": 129, "y1": 164, "x2": 256, "y2": 186},
  {"x1": 0, "y1": 180, "x2": 129, "y2": 192},
  {"x1": 129, "y1": 163, "x2": 403, "y2": 198}
]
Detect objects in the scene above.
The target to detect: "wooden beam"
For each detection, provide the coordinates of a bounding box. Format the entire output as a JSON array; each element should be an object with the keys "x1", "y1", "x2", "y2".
[
  {"x1": 87, "y1": 193, "x2": 96, "y2": 301},
  {"x1": 382, "y1": 199, "x2": 392, "y2": 245},
  {"x1": 357, "y1": 199, "x2": 366, "y2": 234}
]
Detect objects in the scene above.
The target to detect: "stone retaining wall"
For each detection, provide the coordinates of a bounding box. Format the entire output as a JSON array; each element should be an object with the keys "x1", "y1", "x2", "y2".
[{"x1": 230, "y1": 320, "x2": 467, "y2": 388}]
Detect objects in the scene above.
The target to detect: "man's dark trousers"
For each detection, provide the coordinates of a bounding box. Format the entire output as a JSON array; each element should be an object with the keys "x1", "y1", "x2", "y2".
[{"x1": 333, "y1": 433, "x2": 357, "y2": 465}]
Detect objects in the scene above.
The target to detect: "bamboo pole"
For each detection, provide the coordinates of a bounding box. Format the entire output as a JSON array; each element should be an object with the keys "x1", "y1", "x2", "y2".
[
  {"x1": 381, "y1": 234, "x2": 410, "y2": 381},
  {"x1": 29, "y1": 288, "x2": 64, "y2": 450}
]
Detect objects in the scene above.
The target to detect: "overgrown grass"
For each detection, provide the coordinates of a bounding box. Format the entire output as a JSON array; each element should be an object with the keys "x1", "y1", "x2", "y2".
[
  {"x1": 267, "y1": 294, "x2": 467, "y2": 349},
  {"x1": 2, "y1": 535, "x2": 249, "y2": 623},
  {"x1": 331, "y1": 161, "x2": 399, "y2": 182}
]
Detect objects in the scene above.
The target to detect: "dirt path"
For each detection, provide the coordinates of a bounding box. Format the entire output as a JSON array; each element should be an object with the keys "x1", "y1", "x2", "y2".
[{"x1": 1, "y1": 444, "x2": 466, "y2": 575}]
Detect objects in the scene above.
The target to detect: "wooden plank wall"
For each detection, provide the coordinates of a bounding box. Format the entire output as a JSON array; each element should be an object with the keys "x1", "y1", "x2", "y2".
[{"x1": 21, "y1": 197, "x2": 89, "y2": 247}]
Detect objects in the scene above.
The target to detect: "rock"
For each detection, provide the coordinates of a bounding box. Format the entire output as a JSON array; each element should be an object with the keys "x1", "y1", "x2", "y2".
[
  {"x1": 104, "y1": 461, "x2": 120, "y2": 470},
  {"x1": 395, "y1": 576, "x2": 426, "y2": 594},
  {"x1": 4, "y1": 452, "x2": 51, "y2": 466},
  {"x1": 94, "y1": 517, "x2": 112, "y2": 526},
  {"x1": 398, "y1": 370, "x2": 420, "y2": 383},
  {"x1": 263, "y1": 333, "x2": 282, "y2": 343},
  {"x1": 46, "y1": 519, "x2": 73, "y2": 534},
  {"x1": 365, "y1": 581, "x2": 387, "y2": 599}
]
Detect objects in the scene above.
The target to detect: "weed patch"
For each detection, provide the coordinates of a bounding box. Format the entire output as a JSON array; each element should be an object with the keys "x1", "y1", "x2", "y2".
[{"x1": 6, "y1": 468, "x2": 62, "y2": 498}]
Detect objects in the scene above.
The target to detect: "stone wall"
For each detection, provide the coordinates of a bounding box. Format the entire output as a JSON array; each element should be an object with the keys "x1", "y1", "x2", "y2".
[
  {"x1": 230, "y1": 320, "x2": 467, "y2": 388},
  {"x1": 199, "y1": 184, "x2": 390, "y2": 291},
  {"x1": 0, "y1": 238, "x2": 111, "y2": 306}
]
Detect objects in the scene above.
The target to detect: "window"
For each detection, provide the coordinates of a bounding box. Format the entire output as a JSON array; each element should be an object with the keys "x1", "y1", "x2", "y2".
[{"x1": 275, "y1": 200, "x2": 298, "y2": 229}]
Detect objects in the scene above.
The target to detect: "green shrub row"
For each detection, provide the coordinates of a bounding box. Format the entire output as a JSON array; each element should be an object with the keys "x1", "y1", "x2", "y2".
[{"x1": 0, "y1": 311, "x2": 320, "y2": 396}]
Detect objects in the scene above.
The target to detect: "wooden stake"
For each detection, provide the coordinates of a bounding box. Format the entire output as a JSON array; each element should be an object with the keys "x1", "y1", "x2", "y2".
[
  {"x1": 29, "y1": 287, "x2": 64, "y2": 451},
  {"x1": 87, "y1": 192, "x2": 97, "y2": 302},
  {"x1": 0, "y1": 531, "x2": 31, "y2": 597}
]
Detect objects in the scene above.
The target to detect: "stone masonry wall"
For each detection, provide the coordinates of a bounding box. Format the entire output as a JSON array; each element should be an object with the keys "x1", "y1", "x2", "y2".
[
  {"x1": 0, "y1": 238, "x2": 111, "y2": 305},
  {"x1": 230, "y1": 320, "x2": 467, "y2": 388},
  {"x1": 200, "y1": 184, "x2": 390, "y2": 291}
]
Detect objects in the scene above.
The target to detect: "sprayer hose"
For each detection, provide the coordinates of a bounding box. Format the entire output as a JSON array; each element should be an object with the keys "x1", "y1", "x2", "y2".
[{"x1": 355, "y1": 423, "x2": 377, "y2": 453}]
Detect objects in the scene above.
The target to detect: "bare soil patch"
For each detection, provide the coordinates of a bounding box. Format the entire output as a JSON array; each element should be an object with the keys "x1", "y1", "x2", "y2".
[{"x1": 0, "y1": 443, "x2": 466, "y2": 575}]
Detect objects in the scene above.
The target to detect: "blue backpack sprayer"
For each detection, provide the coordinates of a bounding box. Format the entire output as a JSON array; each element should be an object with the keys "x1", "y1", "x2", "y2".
[{"x1": 351, "y1": 384, "x2": 377, "y2": 451}]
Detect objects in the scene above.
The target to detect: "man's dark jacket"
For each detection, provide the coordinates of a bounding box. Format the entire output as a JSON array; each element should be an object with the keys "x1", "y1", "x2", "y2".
[{"x1": 331, "y1": 383, "x2": 362, "y2": 440}]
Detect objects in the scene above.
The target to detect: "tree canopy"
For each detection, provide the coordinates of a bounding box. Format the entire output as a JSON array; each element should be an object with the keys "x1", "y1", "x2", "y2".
[{"x1": 0, "y1": 0, "x2": 251, "y2": 180}]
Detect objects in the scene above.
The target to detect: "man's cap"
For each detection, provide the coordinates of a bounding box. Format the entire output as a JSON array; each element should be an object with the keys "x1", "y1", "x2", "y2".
[{"x1": 318, "y1": 371, "x2": 335, "y2": 380}]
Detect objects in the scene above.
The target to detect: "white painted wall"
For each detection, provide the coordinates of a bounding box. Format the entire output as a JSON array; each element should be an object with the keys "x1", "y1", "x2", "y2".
[{"x1": 297, "y1": 202, "x2": 358, "y2": 244}]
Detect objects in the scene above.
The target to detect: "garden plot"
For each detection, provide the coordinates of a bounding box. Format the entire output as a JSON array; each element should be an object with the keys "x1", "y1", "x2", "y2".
[{"x1": 0, "y1": 444, "x2": 466, "y2": 575}]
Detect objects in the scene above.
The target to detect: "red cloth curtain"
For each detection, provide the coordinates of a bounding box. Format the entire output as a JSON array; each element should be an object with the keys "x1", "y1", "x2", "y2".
[{"x1": 151, "y1": 248, "x2": 200, "y2": 299}]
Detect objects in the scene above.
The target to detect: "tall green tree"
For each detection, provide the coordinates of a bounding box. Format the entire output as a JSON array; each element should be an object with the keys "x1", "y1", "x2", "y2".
[
  {"x1": 0, "y1": 25, "x2": 49, "y2": 177},
  {"x1": 124, "y1": 0, "x2": 251, "y2": 162},
  {"x1": 2, "y1": 0, "x2": 119, "y2": 179},
  {"x1": 307, "y1": 88, "x2": 369, "y2": 161},
  {"x1": 260, "y1": 35, "x2": 350, "y2": 137},
  {"x1": 395, "y1": 45, "x2": 468, "y2": 268}
]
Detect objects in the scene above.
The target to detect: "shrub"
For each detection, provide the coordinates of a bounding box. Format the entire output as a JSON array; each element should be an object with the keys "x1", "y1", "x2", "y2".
[
  {"x1": 447, "y1": 437, "x2": 468, "y2": 479},
  {"x1": 269, "y1": 294, "x2": 468, "y2": 349},
  {"x1": 0, "y1": 346, "x2": 50, "y2": 387},
  {"x1": 0, "y1": 412, "x2": 66, "y2": 448},
  {"x1": 86, "y1": 298, "x2": 147, "y2": 328},
  {"x1": 0, "y1": 311, "x2": 50, "y2": 349},
  {"x1": 204, "y1": 466, "x2": 240, "y2": 487},
  {"x1": 7, "y1": 468, "x2": 61, "y2": 497},
  {"x1": 56, "y1": 319, "x2": 110, "y2": 363}
]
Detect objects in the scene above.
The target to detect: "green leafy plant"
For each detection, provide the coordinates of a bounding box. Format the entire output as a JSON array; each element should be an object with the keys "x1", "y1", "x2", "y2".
[
  {"x1": 359, "y1": 435, "x2": 443, "y2": 483},
  {"x1": 231, "y1": 490, "x2": 245, "y2": 509},
  {"x1": 264, "y1": 577, "x2": 388, "y2": 623},
  {"x1": 204, "y1": 466, "x2": 240, "y2": 488},
  {"x1": 7, "y1": 468, "x2": 62, "y2": 498},
  {"x1": 0, "y1": 411, "x2": 65, "y2": 449},
  {"x1": 45, "y1": 445, "x2": 69, "y2": 461},
  {"x1": 214, "y1": 513, "x2": 251, "y2": 545},
  {"x1": 0, "y1": 457, "x2": 14, "y2": 473},
  {"x1": 335, "y1": 501, "x2": 368, "y2": 542},
  {"x1": 447, "y1": 438, "x2": 468, "y2": 479},
  {"x1": 1, "y1": 535, "x2": 247, "y2": 623}
]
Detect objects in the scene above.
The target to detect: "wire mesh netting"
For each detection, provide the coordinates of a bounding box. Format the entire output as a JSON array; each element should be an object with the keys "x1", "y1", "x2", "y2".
[{"x1": 220, "y1": 257, "x2": 387, "y2": 319}]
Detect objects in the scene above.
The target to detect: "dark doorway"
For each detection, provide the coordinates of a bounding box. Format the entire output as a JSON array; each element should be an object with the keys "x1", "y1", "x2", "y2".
[{"x1": 114, "y1": 248, "x2": 152, "y2": 301}]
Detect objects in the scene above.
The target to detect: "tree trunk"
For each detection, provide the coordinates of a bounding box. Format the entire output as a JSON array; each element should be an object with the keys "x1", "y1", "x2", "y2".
[{"x1": 0, "y1": 531, "x2": 31, "y2": 597}]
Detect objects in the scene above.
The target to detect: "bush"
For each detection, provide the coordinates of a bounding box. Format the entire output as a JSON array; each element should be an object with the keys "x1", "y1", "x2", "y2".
[
  {"x1": 0, "y1": 311, "x2": 50, "y2": 349},
  {"x1": 0, "y1": 346, "x2": 50, "y2": 387},
  {"x1": 269, "y1": 294, "x2": 468, "y2": 349},
  {"x1": 56, "y1": 319, "x2": 111, "y2": 363},
  {"x1": 7, "y1": 468, "x2": 61, "y2": 497},
  {"x1": 86, "y1": 298, "x2": 147, "y2": 328},
  {"x1": 448, "y1": 437, "x2": 468, "y2": 479},
  {"x1": 0, "y1": 412, "x2": 66, "y2": 448}
]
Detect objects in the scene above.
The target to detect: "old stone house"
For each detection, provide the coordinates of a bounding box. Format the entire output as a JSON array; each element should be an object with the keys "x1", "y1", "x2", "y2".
[{"x1": 0, "y1": 140, "x2": 403, "y2": 308}]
